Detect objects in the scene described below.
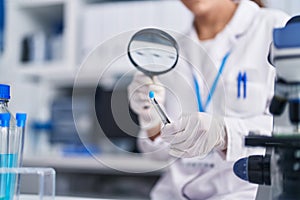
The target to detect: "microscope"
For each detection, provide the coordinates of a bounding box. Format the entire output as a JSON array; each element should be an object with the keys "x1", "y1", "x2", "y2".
[{"x1": 233, "y1": 16, "x2": 300, "y2": 200}]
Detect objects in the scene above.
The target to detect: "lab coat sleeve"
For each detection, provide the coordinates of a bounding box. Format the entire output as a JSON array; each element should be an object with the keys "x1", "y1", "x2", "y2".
[
  {"x1": 224, "y1": 113, "x2": 273, "y2": 162},
  {"x1": 137, "y1": 129, "x2": 171, "y2": 161}
]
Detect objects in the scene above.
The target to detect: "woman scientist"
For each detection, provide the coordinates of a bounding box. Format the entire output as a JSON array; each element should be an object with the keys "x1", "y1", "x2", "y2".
[{"x1": 128, "y1": 0, "x2": 289, "y2": 199}]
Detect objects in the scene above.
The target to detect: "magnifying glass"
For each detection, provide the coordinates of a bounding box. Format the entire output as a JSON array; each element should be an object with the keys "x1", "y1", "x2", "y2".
[
  {"x1": 127, "y1": 28, "x2": 179, "y2": 77},
  {"x1": 128, "y1": 28, "x2": 177, "y2": 123}
]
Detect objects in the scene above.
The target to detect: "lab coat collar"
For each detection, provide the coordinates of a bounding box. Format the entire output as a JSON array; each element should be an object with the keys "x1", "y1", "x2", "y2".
[
  {"x1": 226, "y1": 0, "x2": 260, "y2": 40},
  {"x1": 208, "y1": 0, "x2": 260, "y2": 60}
]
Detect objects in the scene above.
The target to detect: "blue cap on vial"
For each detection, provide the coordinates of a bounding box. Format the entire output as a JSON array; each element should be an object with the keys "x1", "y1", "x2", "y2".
[
  {"x1": 16, "y1": 113, "x2": 27, "y2": 127},
  {"x1": 0, "y1": 84, "x2": 10, "y2": 100},
  {"x1": 0, "y1": 113, "x2": 11, "y2": 127},
  {"x1": 149, "y1": 91, "x2": 155, "y2": 99}
]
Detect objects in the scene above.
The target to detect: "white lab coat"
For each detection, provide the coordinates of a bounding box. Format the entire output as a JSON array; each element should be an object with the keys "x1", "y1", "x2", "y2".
[{"x1": 137, "y1": 1, "x2": 289, "y2": 199}]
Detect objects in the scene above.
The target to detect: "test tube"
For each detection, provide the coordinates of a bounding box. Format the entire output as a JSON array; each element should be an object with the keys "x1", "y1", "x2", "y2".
[
  {"x1": 16, "y1": 113, "x2": 26, "y2": 167},
  {"x1": 149, "y1": 91, "x2": 170, "y2": 125},
  {"x1": 0, "y1": 113, "x2": 10, "y2": 199},
  {"x1": 14, "y1": 113, "x2": 27, "y2": 199}
]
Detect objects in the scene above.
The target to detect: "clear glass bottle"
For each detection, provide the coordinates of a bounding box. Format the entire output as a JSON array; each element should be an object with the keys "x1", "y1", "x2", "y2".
[{"x1": 0, "y1": 84, "x2": 16, "y2": 129}]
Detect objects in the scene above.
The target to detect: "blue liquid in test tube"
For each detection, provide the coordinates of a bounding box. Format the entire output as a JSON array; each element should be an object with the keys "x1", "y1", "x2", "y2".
[{"x1": 4, "y1": 154, "x2": 17, "y2": 200}]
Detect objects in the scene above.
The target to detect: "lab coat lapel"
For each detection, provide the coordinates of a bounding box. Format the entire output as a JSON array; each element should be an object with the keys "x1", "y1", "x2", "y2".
[
  {"x1": 227, "y1": 0, "x2": 260, "y2": 41},
  {"x1": 208, "y1": 0, "x2": 260, "y2": 62}
]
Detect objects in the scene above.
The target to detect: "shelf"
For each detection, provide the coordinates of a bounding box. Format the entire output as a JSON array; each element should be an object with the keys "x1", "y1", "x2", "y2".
[
  {"x1": 17, "y1": 0, "x2": 66, "y2": 8},
  {"x1": 18, "y1": 0, "x2": 64, "y2": 25},
  {"x1": 17, "y1": 63, "x2": 133, "y2": 87},
  {"x1": 18, "y1": 62, "x2": 75, "y2": 79}
]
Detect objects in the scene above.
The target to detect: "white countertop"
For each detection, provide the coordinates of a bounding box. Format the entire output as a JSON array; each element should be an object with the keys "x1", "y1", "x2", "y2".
[
  {"x1": 23, "y1": 154, "x2": 167, "y2": 174},
  {"x1": 21, "y1": 195, "x2": 125, "y2": 200}
]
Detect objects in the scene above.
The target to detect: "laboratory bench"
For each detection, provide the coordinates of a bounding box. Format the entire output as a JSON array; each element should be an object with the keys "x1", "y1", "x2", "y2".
[{"x1": 22, "y1": 154, "x2": 166, "y2": 199}]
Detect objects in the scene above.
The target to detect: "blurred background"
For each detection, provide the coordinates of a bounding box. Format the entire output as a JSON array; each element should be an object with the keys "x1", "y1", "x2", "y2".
[{"x1": 0, "y1": 0, "x2": 299, "y2": 199}]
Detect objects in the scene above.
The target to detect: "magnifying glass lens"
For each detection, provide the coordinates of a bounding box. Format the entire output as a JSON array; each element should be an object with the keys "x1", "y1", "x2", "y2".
[{"x1": 128, "y1": 29, "x2": 179, "y2": 76}]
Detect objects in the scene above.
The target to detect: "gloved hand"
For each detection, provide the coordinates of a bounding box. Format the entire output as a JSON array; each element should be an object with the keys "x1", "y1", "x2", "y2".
[
  {"x1": 161, "y1": 112, "x2": 227, "y2": 158},
  {"x1": 128, "y1": 72, "x2": 166, "y2": 130}
]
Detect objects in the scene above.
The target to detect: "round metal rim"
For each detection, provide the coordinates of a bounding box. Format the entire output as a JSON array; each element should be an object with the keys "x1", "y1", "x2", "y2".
[{"x1": 127, "y1": 28, "x2": 179, "y2": 76}]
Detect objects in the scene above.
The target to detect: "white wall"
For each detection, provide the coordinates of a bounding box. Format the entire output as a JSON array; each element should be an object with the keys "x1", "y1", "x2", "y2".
[{"x1": 264, "y1": 0, "x2": 300, "y2": 15}]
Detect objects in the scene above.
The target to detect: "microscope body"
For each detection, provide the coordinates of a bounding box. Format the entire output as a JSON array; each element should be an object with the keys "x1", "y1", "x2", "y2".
[{"x1": 233, "y1": 16, "x2": 300, "y2": 200}]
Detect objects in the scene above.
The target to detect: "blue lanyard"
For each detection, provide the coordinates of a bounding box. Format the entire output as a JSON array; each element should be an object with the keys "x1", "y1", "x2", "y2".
[{"x1": 193, "y1": 51, "x2": 231, "y2": 112}]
